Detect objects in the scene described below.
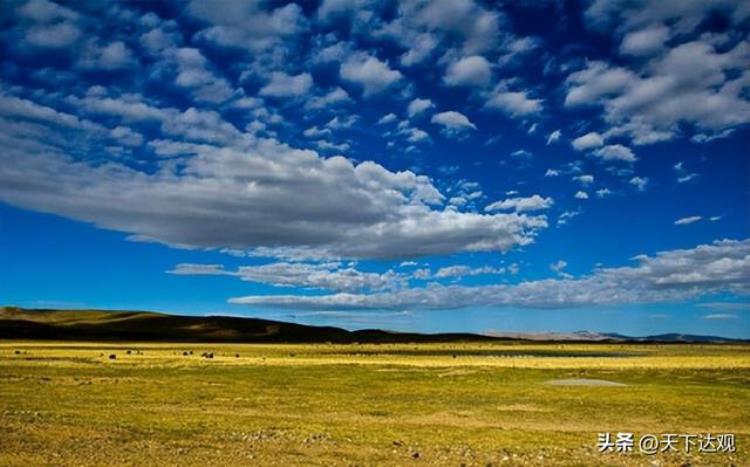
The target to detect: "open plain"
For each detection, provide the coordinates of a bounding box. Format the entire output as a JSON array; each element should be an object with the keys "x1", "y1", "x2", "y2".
[{"x1": 1, "y1": 340, "x2": 748, "y2": 466}]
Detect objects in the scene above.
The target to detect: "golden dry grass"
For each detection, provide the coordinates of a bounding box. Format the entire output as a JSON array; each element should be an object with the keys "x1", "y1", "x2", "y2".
[{"x1": 1, "y1": 341, "x2": 748, "y2": 466}]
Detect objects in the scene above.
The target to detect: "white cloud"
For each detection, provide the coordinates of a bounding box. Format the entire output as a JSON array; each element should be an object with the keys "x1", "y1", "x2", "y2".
[
  {"x1": 546, "y1": 129, "x2": 562, "y2": 145},
  {"x1": 325, "y1": 115, "x2": 359, "y2": 130},
  {"x1": 549, "y1": 260, "x2": 572, "y2": 278},
  {"x1": 485, "y1": 89, "x2": 542, "y2": 117},
  {"x1": 316, "y1": 140, "x2": 351, "y2": 152},
  {"x1": 433, "y1": 265, "x2": 505, "y2": 279},
  {"x1": 574, "y1": 191, "x2": 589, "y2": 200},
  {"x1": 170, "y1": 47, "x2": 234, "y2": 103},
  {"x1": 584, "y1": 0, "x2": 749, "y2": 35},
  {"x1": 593, "y1": 144, "x2": 636, "y2": 162},
  {"x1": 673, "y1": 162, "x2": 698, "y2": 183},
  {"x1": 703, "y1": 313, "x2": 738, "y2": 321},
  {"x1": 444, "y1": 55, "x2": 492, "y2": 87},
  {"x1": 544, "y1": 169, "x2": 559, "y2": 177},
  {"x1": 431, "y1": 110, "x2": 477, "y2": 135},
  {"x1": 407, "y1": 98, "x2": 434, "y2": 117},
  {"x1": 595, "y1": 188, "x2": 613, "y2": 198},
  {"x1": 382, "y1": 0, "x2": 504, "y2": 58},
  {"x1": 674, "y1": 216, "x2": 702, "y2": 225},
  {"x1": 377, "y1": 113, "x2": 397, "y2": 124},
  {"x1": 571, "y1": 132, "x2": 604, "y2": 151},
  {"x1": 510, "y1": 149, "x2": 532, "y2": 158},
  {"x1": 110, "y1": 126, "x2": 143, "y2": 146},
  {"x1": 0, "y1": 92, "x2": 548, "y2": 260},
  {"x1": 485, "y1": 194, "x2": 553, "y2": 213},
  {"x1": 231, "y1": 239, "x2": 750, "y2": 310},
  {"x1": 557, "y1": 210, "x2": 580, "y2": 227},
  {"x1": 77, "y1": 41, "x2": 137, "y2": 70},
  {"x1": 400, "y1": 32, "x2": 438, "y2": 66},
  {"x1": 170, "y1": 261, "x2": 405, "y2": 293},
  {"x1": 306, "y1": 87, "x2": 351, "y2": 110},
  {"x1": 303, "y1": 126, "x2": 330, "y2": 138},
  {"x1": 565, "y1": 38, "x2": 750, "y2": 145},
  {"x1": 260, "y1": 72, "x2": 313, "y2": 98},
  {"x1": 619, "y1": 25, "x2": 670, "y2": 56},
  {"x1": 340, "y1": 52, "x2": 403, "y2": 96},
  {"x1": 573, "y1": 174, "x2": 594, "y2": 185},
  {"x1": 629, "y1": 176, "x2": 649, "y2": 191},
  {"x1": 187, "y1": 0, "x2": 307, "y2": 52}
]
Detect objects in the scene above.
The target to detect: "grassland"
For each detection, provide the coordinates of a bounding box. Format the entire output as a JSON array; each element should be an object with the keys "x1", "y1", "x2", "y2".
[{"x1": 1, "y1": 341, "x2": 749, "y2": 466}]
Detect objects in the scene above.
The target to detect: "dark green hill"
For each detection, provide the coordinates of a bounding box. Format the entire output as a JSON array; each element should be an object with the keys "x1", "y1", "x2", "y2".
[
  {"x1": 1, "y1": 307, "x2": 744, "y2": 343},
  {"x1": 0, "y1": 307, "x2": 498, "y2": 343}
]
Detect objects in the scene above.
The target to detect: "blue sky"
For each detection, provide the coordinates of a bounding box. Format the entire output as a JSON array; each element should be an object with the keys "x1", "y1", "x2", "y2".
[{"x1": 1, "y1": 0, "x2": 749, "y2": 337}]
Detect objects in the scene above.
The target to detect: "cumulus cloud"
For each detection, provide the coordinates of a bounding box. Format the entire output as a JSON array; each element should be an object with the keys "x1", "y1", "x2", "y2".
[
  {"x1": 433, "y1": 265, "x2": 505, "y2": 278},
  {"x1": 77, "y1": 41, "x2": 137, "y2": 70},
  {"x1": 377, "y1": 113, "x2": 398, "y2": 125},
  {"x1": 407, "y1": 98, "x2": 434, "y2": 117},
  {"x1": 340, "y1": 52, "x2": 403, "y2": 96},
  {"x1": 593, "y1": 144, "x2": 636, "y2": 162},
  {"x1": 305, "y1": 87, "x2": 351, "y2": 110},
  {"x1": 573, "y1": 174, "x2": 594, "y2": 185},
  {"x1": 186, "y1": 0, "x2": 307, "y2": 52},
  {"x1": 431, "y1": 110, "x2": 477, "y2": 136},
  {"x1": 0, "y1": 90, "x2": 548, "y2": 260},
  {"x1": 170, "y1": 47, "x2": 234, "y2": 103},
  {"x1": 380, "y1": 0, "x2": 505, "y2": 61},
  {"x1": 231, "y1": 239, "x2": 750, "y2": 310},
  {"x1": 550, "y1": 260, "x2": 567, "y2": 273},
  {"x1": 444, "y1": 55, "x2": 492, "y2": 87},
  {"x1": 629, "y1": 176, "x2": 649, "y2": 191},
  {"x1": 584, "y1": 0, "x2": 749, "y2": 35},
  {"x1": 260, "y1": 72, "x2": 313, "y2": 98},
  {"x1": 485, "y1": 89, "x2": 542, "y2": 117},
  {"x1": 169, "y1": 261, "x2": 405, "y2": 293},
  {"x1": 565, "y1": 38, "x2": 750, "y2": 145},
  {"x1": 485, "y1": 195, "x2": 553, "y2": 213},
  {"x1": 595, "y1": 188, "x2": 613, "y2": 198},
  {"x1": 574, "y1": 191, "x2": 589, "y2": 200},
  {"x1": 619, "y1": 25, "x2": 670, "y2": 56},
  {"x1": 571, "y1": 132, "x2": 604, "y2": 151}
]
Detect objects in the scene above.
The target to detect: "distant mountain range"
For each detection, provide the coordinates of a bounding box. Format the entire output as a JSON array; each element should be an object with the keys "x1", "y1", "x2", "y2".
[
  {"x1": 484, "y1": 330, "x2": 746, "y2": 343},
  {"x1": 1, "y1": 307, "x2": 746, "y2": 343}
]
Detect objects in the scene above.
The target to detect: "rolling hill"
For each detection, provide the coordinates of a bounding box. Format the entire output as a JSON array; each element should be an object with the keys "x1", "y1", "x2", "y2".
[{"x1": 0, "y1": 307, "x2": 744, "y2": 343}]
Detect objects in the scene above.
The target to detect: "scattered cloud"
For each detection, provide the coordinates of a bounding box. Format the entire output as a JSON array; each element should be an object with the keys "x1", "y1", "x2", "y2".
[
  {"x1": 546, "y1": 129, "x2": 562, "y2": 145},
  {"x1": 571, "y1": 132, "x2": 604, "y2": 151},
  {"x1": 485, "y1": 195, "x2": 553, "y2": 213},
  {"x1": 703, "y1": 313, "x2": 738, "y2": 321},
  {"x1": 629, "y1": 176, "x2": 649, "y2": 191},
  {"x1": 674, "y1": 216, "x2": 702, "y2": 225},
  {"x1": 485, "y1": 89, "x2": 542, "y2": 117},
  {"x1": 340, "y1": 51, "x2": 403, "y2": 96},
  {"x1": 407, "y1": 98, "x2": 434, "y2": 117},
  {"x1": 231, "y1": 239, "x2": 750, "y2": 310},
  {"x1": 431, "y1": 110, "x2": 477, "y2": 136},
  {"x1": 593, "y1": 144, "x2": 636, "y2": 162},
  {"x1": 444, "y1": 55, "x2": 492, "y2": 87}
]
